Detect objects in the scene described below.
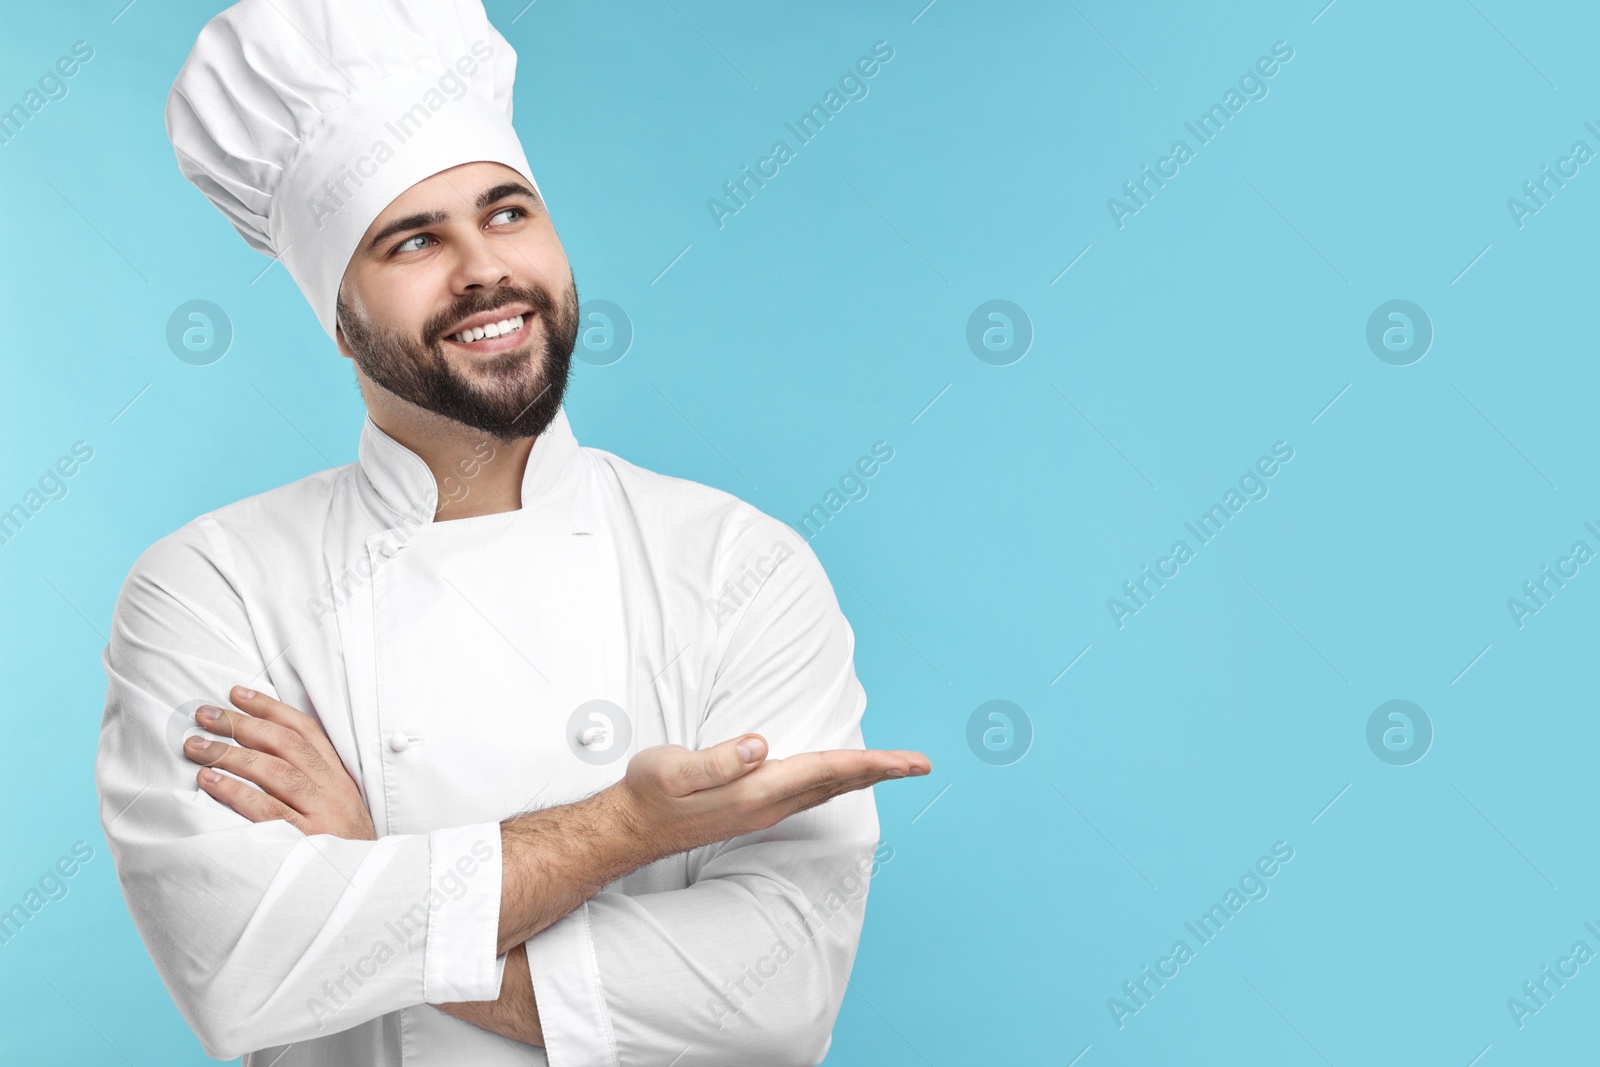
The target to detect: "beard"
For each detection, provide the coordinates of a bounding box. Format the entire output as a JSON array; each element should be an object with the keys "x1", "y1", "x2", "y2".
[{"x1": 336, "y1": 268, "x2": 579, "y2": 442}]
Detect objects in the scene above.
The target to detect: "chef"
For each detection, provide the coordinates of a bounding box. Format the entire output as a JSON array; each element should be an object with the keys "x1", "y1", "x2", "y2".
[{"x1": 94, "y1": 1, "x2": 929, "y2": 1064}]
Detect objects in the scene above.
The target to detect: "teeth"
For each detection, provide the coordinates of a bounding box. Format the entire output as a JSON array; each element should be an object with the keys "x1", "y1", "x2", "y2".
[{"x1": 450, "y1": 314, "x2": 524, "y2": 344}]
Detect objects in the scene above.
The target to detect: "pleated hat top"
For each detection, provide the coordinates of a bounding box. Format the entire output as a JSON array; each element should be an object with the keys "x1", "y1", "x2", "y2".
[{"x1": 165, "y1": 0, "x2": 543, "y2": 340}]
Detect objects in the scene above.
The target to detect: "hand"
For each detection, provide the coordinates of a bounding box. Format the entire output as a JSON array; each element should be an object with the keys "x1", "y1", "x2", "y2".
[
  {"x1": 613, "y1": 734, "x2": 930, "y2": 855},
  {"x1": 435, "y1": 942, "x2": 542, "y2": 1047},
  {"x1": 184, "y1": 685, "x2": 376, "y2": 841}
]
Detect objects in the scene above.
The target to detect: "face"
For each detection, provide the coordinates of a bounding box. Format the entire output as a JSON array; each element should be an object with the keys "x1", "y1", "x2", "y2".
[{"x1": 335, "y1": 161, "x2": 579, "y2": 442}]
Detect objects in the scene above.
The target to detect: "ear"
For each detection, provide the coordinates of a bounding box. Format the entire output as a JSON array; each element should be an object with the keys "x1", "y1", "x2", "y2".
[
  {"x1": 332, "y1": 293, "x2": 356, "y2": 361},
  {"x1": 332, "y1": 278, "x2": 357, "y2": 361},
  {"x1": 334, "y1": 320, "x2": 354, "y2": 362}
]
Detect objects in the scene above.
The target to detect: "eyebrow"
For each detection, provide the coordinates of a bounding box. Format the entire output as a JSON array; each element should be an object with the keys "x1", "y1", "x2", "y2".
[{"x1": 364, "y1": 182, "x2": 542, "y2": 254}]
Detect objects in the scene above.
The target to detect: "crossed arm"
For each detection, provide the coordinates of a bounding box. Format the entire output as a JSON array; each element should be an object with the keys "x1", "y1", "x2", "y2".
[
  {"x1": 183, "y1": 685, "x2": 928, "y2": 1050},
  {"x1": 99, "y1": 517, "x2": 929, "y2": 1061}
]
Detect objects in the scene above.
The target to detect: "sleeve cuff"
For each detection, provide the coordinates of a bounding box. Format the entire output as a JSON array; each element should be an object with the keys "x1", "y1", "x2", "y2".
[
  {"x1": 422, "y1": 822, "x2": 505, "y2": 1004},
  {"x1": 525, "y1": 900, "x2": 618, "y2": 1067}
]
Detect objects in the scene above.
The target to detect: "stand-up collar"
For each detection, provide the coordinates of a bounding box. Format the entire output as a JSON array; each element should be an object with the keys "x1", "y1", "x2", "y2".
[{"x1": 356, "y1": 405, "x2": 580, "y2": 524}]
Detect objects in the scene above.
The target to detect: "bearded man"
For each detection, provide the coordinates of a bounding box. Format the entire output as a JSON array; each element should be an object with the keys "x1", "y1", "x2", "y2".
[{"x1": 94, "y1": 2, "x2": 928, "y2": 1064}]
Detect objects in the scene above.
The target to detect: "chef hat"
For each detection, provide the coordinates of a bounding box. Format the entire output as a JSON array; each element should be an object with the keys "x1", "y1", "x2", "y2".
[{"x1": 165, "y1": 0, "x2": 543, "y2": 341}]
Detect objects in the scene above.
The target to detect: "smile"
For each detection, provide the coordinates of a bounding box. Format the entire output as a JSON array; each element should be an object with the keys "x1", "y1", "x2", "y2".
[{"x1": 445, "y1": 313, "x2": 531, "y2": 349}]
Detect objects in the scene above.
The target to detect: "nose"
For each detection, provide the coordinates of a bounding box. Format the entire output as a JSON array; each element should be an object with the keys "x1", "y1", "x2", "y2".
[{"x1": 451, "y1": 228, "x2": 517, "y2": 294}]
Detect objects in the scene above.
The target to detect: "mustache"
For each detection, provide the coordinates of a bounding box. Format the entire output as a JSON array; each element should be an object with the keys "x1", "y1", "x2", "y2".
[{"x1": 426, "y1": 283, "x2": 557, "y2": 343}]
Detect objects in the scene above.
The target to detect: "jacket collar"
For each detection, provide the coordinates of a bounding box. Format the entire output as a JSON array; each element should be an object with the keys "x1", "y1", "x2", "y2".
[{"x1": 355, "y1": 405, "x2": 580, "y2": 525}]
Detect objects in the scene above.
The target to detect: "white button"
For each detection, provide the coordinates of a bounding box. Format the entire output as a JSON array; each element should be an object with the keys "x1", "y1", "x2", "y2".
[{"x1": 388, "y1": 732, "x2": 410, "y2": 752}]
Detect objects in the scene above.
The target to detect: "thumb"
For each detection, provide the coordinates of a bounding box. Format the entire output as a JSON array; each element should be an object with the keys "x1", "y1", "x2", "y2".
[{"x1": 691, "y1": 733, "x2": 767, "y2": 792}]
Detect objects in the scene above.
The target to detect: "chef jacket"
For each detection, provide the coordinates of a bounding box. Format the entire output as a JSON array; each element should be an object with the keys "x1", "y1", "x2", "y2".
[{"x1": 94, "y1": 405, "x2": 882, "y2": 1066}]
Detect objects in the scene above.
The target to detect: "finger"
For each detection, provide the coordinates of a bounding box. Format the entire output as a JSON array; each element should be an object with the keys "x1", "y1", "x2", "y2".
[
  {"x1": 776, "y1": 773, "x2": 894, "y2": 819},
  {"x1": 231, "y1": 687, "x2": 348, "y2": 779},
  {"x1": 181, "y1": 730, "x2": 232, "y2": 769},
  {"x1": 229, "y1": 686, "x2": 332, "y2": 751},
  {"x1": 185, "y1": 737, "x2": 322, "y2": 816},
  {"x1": 755, "y1": 749, "x2": 916, "y2": 797},
  {"x1": 197, "y1": 703, "x2": 333, "y2": 781},
  {"x1": 723, "y1": 754, "x2": 924, "y2": 823},
  {"x1": 859, "y1": 748, "x2": 932, "y2": 775},
  {"x1": 197, "y1": 767, "x2": 308, "y2": 832},
  {"x1": 661, "y1": 735, "x2": 768, "y2": 798}
]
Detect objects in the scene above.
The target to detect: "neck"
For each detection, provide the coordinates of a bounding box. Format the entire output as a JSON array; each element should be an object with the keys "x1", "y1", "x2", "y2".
[{"x1": 367, "y1": 404, "x2": 536, "y2": 522}]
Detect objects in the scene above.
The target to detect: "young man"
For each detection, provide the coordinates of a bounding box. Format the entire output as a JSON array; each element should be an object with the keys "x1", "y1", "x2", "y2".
[{"x1": 95, "y1": 1, "x2": 929, "y2": 1064}]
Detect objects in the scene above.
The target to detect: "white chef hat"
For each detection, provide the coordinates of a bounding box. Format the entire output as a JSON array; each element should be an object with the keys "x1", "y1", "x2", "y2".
[{"x1": 165, "y1": 0, "x2": 543, "y2": 341}]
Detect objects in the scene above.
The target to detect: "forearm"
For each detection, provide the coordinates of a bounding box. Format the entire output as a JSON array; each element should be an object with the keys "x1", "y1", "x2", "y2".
[
  {"x1": 474, "y1": 717, "x2": 918, "y2": 1062},
  {"x1": 101, "y1": 645, "x2": 510, "y2": 1054},
  {"x1": 436, "y1": 943, "x2": 542, "y2": 1047},
  {"x1": 441, "y1": 789, "x2": 651, "y2": 1048},
  {"x1": 496, "y1": 784, "x2": 661, "y2": 955}
]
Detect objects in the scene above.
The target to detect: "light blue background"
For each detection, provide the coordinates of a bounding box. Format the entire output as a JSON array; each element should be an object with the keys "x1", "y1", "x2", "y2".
[{"x1": 2, "y1": 0, "x2": 1595, "y2": 1063}]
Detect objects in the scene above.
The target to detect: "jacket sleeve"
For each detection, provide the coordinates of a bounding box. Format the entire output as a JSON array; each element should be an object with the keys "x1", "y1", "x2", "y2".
[
  {"x1": 94, "y1": 520, "x2": 507, "y2": 1061},
  {"x1": 525, "y1": 510, "x2": 883, "y2": 1067}
]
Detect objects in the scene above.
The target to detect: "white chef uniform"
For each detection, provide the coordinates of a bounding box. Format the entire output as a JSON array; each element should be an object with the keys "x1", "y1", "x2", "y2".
[
  {"x1": 95, "y1": 406, "x2": 882, "y2": 1065},
  {"x1": 123, "y1": 0, "x2": 883, "y2": 1059}
]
